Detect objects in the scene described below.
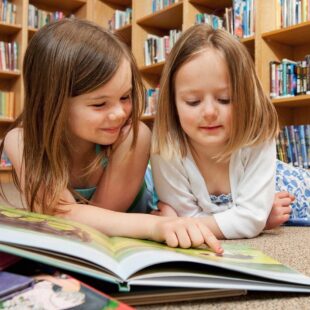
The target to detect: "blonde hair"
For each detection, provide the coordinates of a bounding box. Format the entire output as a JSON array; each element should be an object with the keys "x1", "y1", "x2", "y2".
[
  {"x1": 152, "y1": 24, "x2": 278, "y2": 161},
  {"x1": 0, "y1": 19, "x2": 145, "y2": 214}
]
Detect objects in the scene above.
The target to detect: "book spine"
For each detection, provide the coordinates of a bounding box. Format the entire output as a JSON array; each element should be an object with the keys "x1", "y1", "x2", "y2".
[{"x1": 298, "y1": 125, "x2": 309, "y2": 168}]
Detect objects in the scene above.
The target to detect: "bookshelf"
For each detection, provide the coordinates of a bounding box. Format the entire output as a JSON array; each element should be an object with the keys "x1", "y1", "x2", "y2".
[
  {"x1": 0, "y1": 0, "x2": 92, "y2": 139},
  {"x1": 92, "y1": 0, "x2": 132, "y2": 46},
  {"x1": 1, "y1": 0, "x2": 309, "y2": 176},
  {"x1": 258, "y1": 1, "x2": 310, "y2": 127}
]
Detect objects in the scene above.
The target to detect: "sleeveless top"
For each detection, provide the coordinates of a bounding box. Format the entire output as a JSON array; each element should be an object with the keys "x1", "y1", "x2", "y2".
[
  {"x1": 74, "y1": 145, "x2": 108, "y2": 200},
  {"x1": 74, "y1": 145, "x2": 148, "y2": 212}
]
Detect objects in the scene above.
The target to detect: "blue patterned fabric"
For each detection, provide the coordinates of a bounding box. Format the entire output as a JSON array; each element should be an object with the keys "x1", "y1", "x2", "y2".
[
  {"x1": 275, "y1": 160, "x2": 310, "y2": 226},
  {"x1": 206, "y1": 160, "x2": 310, "y2": 226},
  {"x1": 210, "y1": 194, "x2": 233, "y2": 209}
]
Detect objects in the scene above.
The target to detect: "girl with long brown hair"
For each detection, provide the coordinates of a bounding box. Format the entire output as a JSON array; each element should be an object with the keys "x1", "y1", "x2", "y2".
[{"x1": 0, "y1": 19, "x2": 223, "y2": 253}]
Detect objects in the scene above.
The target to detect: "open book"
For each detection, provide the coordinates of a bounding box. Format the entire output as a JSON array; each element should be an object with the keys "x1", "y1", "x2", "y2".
[{"x1": 0, "y1": 205, "x2": 310, "y2": 295}]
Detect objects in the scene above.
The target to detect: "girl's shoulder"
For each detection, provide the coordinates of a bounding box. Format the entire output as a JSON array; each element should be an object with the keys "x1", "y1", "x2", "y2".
[
  {"x1": 4, "y1": 127, "x2": 24, "y2": 152},
  {"x1": 112, "y1": 121, "x2": 151, "y2": 164},
  {"x1": 236, "y1": 139, "x2": 276, "y2": 166},
  {"x1": 3, "y1": 127, "x2": 24, "y2": 173}
]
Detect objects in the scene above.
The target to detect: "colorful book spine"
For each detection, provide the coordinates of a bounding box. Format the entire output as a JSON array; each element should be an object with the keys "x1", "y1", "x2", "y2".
[{"x1": 277, "y1": 125, "x2": 310, "y2": 168}]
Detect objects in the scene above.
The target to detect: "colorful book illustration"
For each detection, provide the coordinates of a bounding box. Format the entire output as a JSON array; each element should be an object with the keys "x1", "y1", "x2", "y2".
[
  {"x1": 0, "y1": 272, "x2": 132, "y2": 309},
  {"x1": 0, "y1": 205, "x2": 310, "y2": 295}
]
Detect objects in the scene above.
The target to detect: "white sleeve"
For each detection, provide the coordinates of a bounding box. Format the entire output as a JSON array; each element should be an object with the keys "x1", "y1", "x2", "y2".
[
  {"x1": 150, "y1": 154, "x2": 203, "y2": 217},
  {"x1": 213, "y1": 141, "x2": 276, "y2": 239}
]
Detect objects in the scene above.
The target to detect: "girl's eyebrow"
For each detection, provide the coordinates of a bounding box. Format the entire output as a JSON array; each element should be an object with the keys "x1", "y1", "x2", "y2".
[
  {"x1": 91, "y1": 87, "x2": 132, "y2": 100},
  {"x1": 178, "y1": 85, "x2": 229, "y2": 95}
]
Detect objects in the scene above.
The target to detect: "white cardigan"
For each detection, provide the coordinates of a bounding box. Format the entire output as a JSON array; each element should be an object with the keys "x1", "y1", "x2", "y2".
[{"x1": 151, "y1": 141, "x2": 276, "y2": 239}]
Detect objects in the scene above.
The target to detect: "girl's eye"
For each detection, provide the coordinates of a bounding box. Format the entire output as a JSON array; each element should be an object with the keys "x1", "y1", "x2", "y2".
[
  {"x1": 185, "y1": 100, "x2": 200, "y2": 106},
  {"x1": 218, "y1": 98, "x2": 230, "y2": 104},
  {"x1": 92, "y1": 102, "x2": 106, "y2": 108},
  {"x1": 121, "y1": 95, "x2": 131, "y2": 102}
]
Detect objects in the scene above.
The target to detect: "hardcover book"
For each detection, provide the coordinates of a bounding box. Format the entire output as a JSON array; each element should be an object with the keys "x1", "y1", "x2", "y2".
[{"x1": 0, "y1": 205, "x2": 310, "y2": 298}]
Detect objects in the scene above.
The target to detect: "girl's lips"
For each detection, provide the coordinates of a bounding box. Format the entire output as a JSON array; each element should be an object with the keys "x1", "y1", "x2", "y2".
[
  {"x1": 101, "y1": 127, "x2": 121, "y2": 134},
  {"x1": 199, "y1": 125, "x2": 222, "y2": 130}
]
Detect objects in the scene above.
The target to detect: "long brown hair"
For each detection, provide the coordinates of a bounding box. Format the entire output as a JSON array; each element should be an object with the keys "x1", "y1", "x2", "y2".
[
  {"x1": 0, "y1": 18, "x2": 145, "y2": 214},
  {"x1": 152, "y1": 24, "x2": 278, "y2": 161}
]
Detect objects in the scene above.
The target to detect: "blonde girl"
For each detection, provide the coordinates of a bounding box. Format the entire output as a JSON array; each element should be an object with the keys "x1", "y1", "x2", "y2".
[
  {"x1": 151, "y1": 24, "x2": 309, "y2": 239},
  {"x1": 0, "y1": 19, "x2": 223, "y2": 253}
]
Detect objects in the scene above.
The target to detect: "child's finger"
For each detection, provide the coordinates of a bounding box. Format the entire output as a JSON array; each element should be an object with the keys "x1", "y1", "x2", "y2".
[
  {"x1": 197, "y1": 222, "x2": 223, "y2": 254},
  {"x1": 165, "y1": 232, "x2": 179, "y2": 248},
  {"x1": 278, "y1": 197, "x2": 293, "y2": 206},
  {"x1": 289, "y1": 194, "x2": 295, "y2": 201},
  {"x1": 282, "y1": 205, "x2": 292, "y2": 215},
  {"x1": 175, "y1": 226, "x2": 192, "y2": 248},
  {"x1": 186, "y1": 224, "x2": 205, "y2": 248},
  {"x1": 276, "y1": 191, "x2": 291, "y2": 198}
]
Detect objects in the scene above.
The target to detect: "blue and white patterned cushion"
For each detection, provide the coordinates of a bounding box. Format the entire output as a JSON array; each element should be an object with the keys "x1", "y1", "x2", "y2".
[{"x1": 275, "y1": 160, "x2": 310, "y2": 225}]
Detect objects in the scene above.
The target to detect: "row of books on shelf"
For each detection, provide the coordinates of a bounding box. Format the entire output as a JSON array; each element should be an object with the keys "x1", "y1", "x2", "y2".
[
  {"x1": 0, "y1": 41, "x2": 18, "y2": 72},
  {"x1": 276, "y1": 125, "x2": 310, "y2": 169},
  {"x1": 233, "y1": 0, "x2": 255, "y2": 38},
  {"x1": 277, "y1": 0, "x2": 310, "y2": 28},
  {"x1": 144, "y1": 87, "x2": 159, "y2": 116},
  {"x1": 108, "y1": 8, "x2": 132, "y2": 32},
  {"x1": 196, "y1": 0, "x2": 255, "y2": 39},
  {"x1": 28, "y1": 4, "x2": 68, "y2": 29},
  {"x1": 0, "y1": 0, "x2": 16, "y2": 25},
  {"x1": 144, "y1": 30, "x2": 182, "y2": 66},
  {"x1": 152, "y1": 0, "x2": 179, "y2": 13},
  {"x1": 270, "y1": 57, "x2": 310, "y2": 98},
  {"x1": 0, "y1": 90, "x2": 14, "y2": 120}
]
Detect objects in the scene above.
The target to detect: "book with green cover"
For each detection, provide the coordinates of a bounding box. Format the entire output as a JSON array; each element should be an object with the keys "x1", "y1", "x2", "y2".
[{"x1": 0, "y1": 205, "x2": 310, "y2": 294}]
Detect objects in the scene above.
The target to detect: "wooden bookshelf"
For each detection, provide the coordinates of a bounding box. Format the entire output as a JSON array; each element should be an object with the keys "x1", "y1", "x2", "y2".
[
  {"x1": 1, "y1": 0, "x2": 309, "y2": 174},
  {"x1": 114, "y1": 23, "x2": 132, "y2": 46},
  {"x1": 136, "y1": 2, "x2": 183, "y2": 30},
  {"x1": 258, "y1": 0, "x2": 310, "y2": 127},
  {"x1": 262, "y1": 21, "x2": 310, "y2": 46},
  {"x1": 189, "y1": 0, "x2": 231, "y2": 10},
  {"x1": 30, "y1": 0, "x2": 87, "y2": 12},
  {"x1": 272, "y1": 95, "x2": 310, "y2": 108},
  {"x1": 0, "y1": 22, "x2": 22, "y2": 34},
  {"x1": 139, "y1": 61, "x2": 165, "y2": 75},
  {"x1": 92, "y1": 0, "x2": 132, "y2": 46},
  {"x1": 0, "y1": 0, "x2": 88, "y2": 176}
]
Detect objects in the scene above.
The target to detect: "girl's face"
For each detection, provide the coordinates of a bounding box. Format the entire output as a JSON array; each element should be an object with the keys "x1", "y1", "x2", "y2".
[
  {"x1": 67, "y1": 58, "x2": 132, "y2": 148},
  {"x1": 174, "y1": 48, "x2": 232, "y2": 154}
]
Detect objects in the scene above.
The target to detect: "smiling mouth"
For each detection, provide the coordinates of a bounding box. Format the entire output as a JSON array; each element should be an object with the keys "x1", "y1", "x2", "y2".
[
  {"x1": 199, "y1": 125, "x2": 222, "y2": 130},
  {"x1": 102, "y1": 127, "x2": 121, "y2": 134}
]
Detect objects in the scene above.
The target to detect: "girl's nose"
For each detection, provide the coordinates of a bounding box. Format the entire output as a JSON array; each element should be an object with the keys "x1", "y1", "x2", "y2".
[
  {"x1": 108, "y1": 104, "x2": 126, "y2": 121},
  {"x1": 202, "y1": 100, "x2": 218, "y2": 119}
]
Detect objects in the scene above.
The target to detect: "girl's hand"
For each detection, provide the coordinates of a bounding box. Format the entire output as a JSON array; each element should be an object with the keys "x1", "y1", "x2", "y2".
[
  {"x1": 150, "y1": 216, "x2": 223, "y2": 254},
  {"x1": 264, "y1": 191, "x2": 294, "y2": 230},
  {"x1": 151, "y1": 202, "x2": 178, "y2": 217}
]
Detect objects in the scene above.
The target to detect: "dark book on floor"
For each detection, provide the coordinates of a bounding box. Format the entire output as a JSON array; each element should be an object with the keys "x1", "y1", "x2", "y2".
[{"x1": 0, "y1": 204, "x2": 310, "y2": 303}]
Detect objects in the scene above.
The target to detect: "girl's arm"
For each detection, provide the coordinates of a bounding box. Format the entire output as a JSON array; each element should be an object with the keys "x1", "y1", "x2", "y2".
[
  {"x1": 91, "y1": 121, "x2": 151, "y2": 212},
  {"x1": 213, "y1": 141, "x2": 276, "y2": 238},
  {"x1": 60, "y1": 199, "x2": 223, "y2": 253},
  {"x1": 3, "y1": 127, "x2": 223, "y2": 253}
]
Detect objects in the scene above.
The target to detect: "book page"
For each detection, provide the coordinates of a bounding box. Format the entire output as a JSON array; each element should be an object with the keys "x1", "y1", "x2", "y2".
[
  {"x1": 0, "y1": 206, "x2": 121, "y2": 278},
  {"x1": 107, "y1": 237, "x2": 310, "y2": 286}
]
